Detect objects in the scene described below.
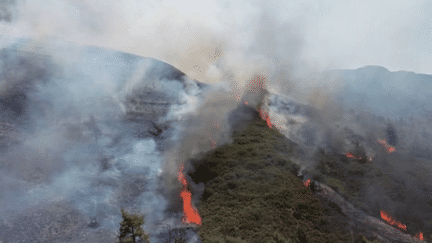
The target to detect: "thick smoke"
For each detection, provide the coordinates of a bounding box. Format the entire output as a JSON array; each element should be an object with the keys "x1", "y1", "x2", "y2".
[
  {"x1": 0, "y1": 0, "x2": 15, "y2": 23},
  {"x1": 0, "y1": 38, "x2": 223, "y2": 242},
  {"x1": 261, "y1": 67, "x2": 432, "y2": 238},
  {"x1": 0, "y1": 1, "x2": 315, "y2": 242},
  {"x1": 1, "y1": 0, "x2": 432, "y2": 242},
  {"x1": 386, "y1": 124, "x2": 398, "y2": 146}
]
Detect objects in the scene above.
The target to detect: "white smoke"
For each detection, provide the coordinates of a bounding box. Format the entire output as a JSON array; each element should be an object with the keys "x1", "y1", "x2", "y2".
[
  {"x1": 1, "y1": 0, "x2": 431, "y2": 242},
  {"x1": 0, "y1": 38, "x2": 212, "y2": 242}
]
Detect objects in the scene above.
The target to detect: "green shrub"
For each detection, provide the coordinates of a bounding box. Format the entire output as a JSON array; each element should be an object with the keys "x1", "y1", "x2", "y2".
[
  {"x1": 346, "y1": 178, "x2": 364, "y2": 192},
  {"x1": 190, "y1": 106, "x2": 352, "y2": 243},
  {"x1": 347, "y1": 163, "x2": 367, "y2": 176},
  {"x1": 355, "y1": 235, "x2": 383, "y2": 243},
  {"x1": 271, "y1": 231, "x2": 294, "y2": 243},
  {"x1": 117, "y1": 209, "x2": 150, "y2": 243},
  {"x1": 325, "y1": 177, "x2": 346, "y2": 194}
]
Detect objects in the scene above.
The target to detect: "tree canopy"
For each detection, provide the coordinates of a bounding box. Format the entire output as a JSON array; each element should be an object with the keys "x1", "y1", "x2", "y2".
[{"x1": 118, "y1": 209, "x2": 150, "y2": 243}]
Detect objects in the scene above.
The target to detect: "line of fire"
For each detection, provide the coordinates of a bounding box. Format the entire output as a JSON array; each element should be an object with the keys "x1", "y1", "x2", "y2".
[{"x1": 179, "y1": 75, "x2": 426, "y2": 242}]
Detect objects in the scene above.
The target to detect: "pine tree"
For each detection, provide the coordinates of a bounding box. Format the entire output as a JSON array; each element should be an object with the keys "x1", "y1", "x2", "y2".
[{"x1": 117, "y1": 209, "x2": 150, "y2": 243}]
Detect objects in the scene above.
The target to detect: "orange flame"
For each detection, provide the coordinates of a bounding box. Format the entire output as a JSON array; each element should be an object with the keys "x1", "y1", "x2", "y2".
[
  {"x1": 415, "y1": 232, "x2": 424, "y2": 240},
  {"x1": 178, "y1": 162, "x2": 202, "y2": 225},
  {"x1": 380, "y1": 210, "x2": 406, "y2": 231},
  {"x1": 247, "y1": 75, "x2": 274, "y2": 129},
  {"x1": 258, "y1": 97, "x2": 282, "y2": 131},
  {"x1": 303, "y1": 179, "x2": 311, "y2": 188},
  {"x1": 377, "y1": 140, "x2": 396, "y2": 153},
  {"x1": 259, "y1": 107, "x2": 273, "y2": 128},
  {"x1": 239, "y1": 75, "x2": 284, "y2": 131},
  {"x1": 345, "y1": 152, "x2": 362, "y2": 160}
]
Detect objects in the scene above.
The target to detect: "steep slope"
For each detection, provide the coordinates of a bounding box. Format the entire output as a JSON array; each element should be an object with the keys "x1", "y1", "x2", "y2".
[{"x1": 184, "y1": 103, "x2": 414, "y2": 243}]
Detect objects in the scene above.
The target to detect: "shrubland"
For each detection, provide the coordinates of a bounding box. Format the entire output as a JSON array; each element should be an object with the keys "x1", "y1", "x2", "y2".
[{"x1": 185, "y1": 105, "x2": 383, "y2": 243}]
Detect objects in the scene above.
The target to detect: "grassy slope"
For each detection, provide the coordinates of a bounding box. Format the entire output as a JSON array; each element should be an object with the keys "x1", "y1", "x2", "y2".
[
  {"x1": 309, "y1": 141, "x2": 432, "y2": 242},
  {"x1": 186, "y1": 105, "x2": 382, "y2": 243}
]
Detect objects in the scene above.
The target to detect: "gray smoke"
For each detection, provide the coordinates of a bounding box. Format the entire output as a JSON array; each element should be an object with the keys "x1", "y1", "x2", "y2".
[
  {"x1": 0, "y1": 38, "x2": 214, "y2": 242},
  {"x1": 261, "y1": 66, "x2": 432, "y2": 239},
  {"x1": 0, "y1": 0, "x2": 431, "y2": 242}
]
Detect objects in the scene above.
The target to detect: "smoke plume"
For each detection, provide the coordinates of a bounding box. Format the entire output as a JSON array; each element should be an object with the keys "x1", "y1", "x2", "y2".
[{"x1": 1, "y1": 0, "x2": 432, "y2": 242}]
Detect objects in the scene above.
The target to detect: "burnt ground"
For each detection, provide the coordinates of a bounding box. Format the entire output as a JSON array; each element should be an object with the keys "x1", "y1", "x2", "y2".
[{"x1": 0, "y1": 201, "x2": 118, "y2": 243}]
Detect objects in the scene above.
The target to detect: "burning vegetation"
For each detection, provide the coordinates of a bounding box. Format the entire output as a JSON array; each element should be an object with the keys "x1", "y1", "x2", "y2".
[
  {"x1": 176, "y1": 76, "x2": 431, "y2": 242},
  {"x1": 379, "y1": 210, "x2": 425, "y2": 241},
  {"x1": 377, "y1": 139, "x2": 396, "y2": 153},
  {"x1": 178, "y1": 162, "x2": 202, "y2": 225},
  {"x1": 345, "y1": 152, "x2": 363, "y2": 160},
  {"x1": 307, "y1": 131, "x2": 432, "y2": 242},
  {"x1": 183, "y1": 100, "x2": 393, "y2": 242},
  {"x1": 380, "y1": 210, "x2": 407, "y2": 231}
]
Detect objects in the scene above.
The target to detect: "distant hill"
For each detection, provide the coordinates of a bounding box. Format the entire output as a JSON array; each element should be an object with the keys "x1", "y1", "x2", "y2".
[
  {"x1": 320, "y1": 65, "x2": 432, "y2": 120},
  {"x1": 0, "y1": 38, "x2": 430, "y2": 243}
]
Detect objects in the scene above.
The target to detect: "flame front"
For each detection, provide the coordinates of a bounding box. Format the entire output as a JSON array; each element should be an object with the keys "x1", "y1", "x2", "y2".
[
  {"x1": 178, "y1": 162, "x2": 202, "y2": 225},
  {"x1": 380, "y1": 210, "x2": 406, "y2": 231},
  {"x1": 345, "y1": 152, "x2": 362, "y2": 160},
  {"x1": 303, "y1": 179, "x2": 311, "y2": 188},
  {"x1": 259, "y1": 107, "x2": 273, "y2": 129},
  {"x1": 378, "y1": 140, "x2": 396, "y2": 153},
  {"x1": 415, "y1": 232, "x2": 424, "y2": 241}
]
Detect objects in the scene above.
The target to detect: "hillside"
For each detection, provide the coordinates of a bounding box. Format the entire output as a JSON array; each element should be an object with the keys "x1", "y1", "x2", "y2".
[
  {"x1": 319, "y1": 66, "x2": 432, "y2": 120},
  {"x1": 182, "y1": 102, "x2": 421, "y2": 243},
  {"x1": 0, "y1": 40, "x2": 430, "y2": 242}
]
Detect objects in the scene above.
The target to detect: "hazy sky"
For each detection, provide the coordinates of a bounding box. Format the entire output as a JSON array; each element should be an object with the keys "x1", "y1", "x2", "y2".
[{"x1": 1, "y1": 0, "x2": 431, "y2": 82}]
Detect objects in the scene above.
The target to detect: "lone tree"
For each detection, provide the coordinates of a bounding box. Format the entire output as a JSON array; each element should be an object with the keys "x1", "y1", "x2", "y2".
[{"x1": 117, "y1": 209, "x2": 150, "y2": 243}]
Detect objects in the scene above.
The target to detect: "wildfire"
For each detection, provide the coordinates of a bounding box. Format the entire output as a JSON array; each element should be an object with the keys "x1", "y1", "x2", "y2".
[
  {"x1": 345, "y1": 152, "x2": 362, "y2": 160},
  {"x1": 345, "y1": 152, "x2": 375, "y2": 162},
  {"x1": 415, "y1": 232, "x2": 424, "y2": 241},
  {"x1": 303, "y1": 179, "x2": 311, "y2": 188},
  {"x1": 377, "y1": 139, "x2": 396, "y2": 153},
  {"x1": 238, "y1": 75, "x2": 282, "y2": 131},
  {"x1": 380, "y1": 210, "x2": 406, "y2": 231},
  {"x1": 380, "y1": 210, "x2": 426, "y2": 241},
  {"x1": 178, "y1": 162, "x2": 202, "y2": 225},
  {"x1": 259, "y1": 107, "x2": 273, "y2": 128}
]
